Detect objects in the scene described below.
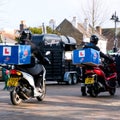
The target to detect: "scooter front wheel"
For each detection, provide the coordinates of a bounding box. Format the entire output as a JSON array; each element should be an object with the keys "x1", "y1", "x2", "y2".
[
  {"x1": 109, "y1": 87, "x2": 116, "y2": 96},
  {"x1": 10, "y1": 88, "x2": 22, "y2": 105}
]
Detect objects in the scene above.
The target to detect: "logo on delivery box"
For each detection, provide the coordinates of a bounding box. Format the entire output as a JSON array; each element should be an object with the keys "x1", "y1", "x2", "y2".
[
  {"x1": 79, "y1": 50, "x2": 85, "y2": 57},
  {"x1": 3, "y1": 47, "x2": 11, "y2": 56},
  {"x1": 93, "y1": 52, "x2": 98, "y2": 60}
]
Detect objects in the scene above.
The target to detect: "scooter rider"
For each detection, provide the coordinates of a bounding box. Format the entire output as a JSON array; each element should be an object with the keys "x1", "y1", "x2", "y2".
[
  {"x1": 81, "y1": 34, "x2": 114, "y2": 96},
  {"x1": 18, "y1": 28, "x2": 50, "y2": 96}
]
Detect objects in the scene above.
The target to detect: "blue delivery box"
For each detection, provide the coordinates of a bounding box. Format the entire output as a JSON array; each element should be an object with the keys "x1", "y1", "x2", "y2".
[
  {"x1": 0, "y1": 45, "x2": 31, "y2": 64},
  {"x1": 72, "y1": 48, "x2": 100, "y2": 65}
]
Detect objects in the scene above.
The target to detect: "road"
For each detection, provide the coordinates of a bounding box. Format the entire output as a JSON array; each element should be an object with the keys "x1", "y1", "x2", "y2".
[{"x1": 0, "y1": 82, "x2": 120, "y2": 120}]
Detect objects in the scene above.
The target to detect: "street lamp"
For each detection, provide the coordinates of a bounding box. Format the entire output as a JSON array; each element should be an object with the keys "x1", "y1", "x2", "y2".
[{"x1": 111, "y1": 11, "x2": 120, "y2": 52}]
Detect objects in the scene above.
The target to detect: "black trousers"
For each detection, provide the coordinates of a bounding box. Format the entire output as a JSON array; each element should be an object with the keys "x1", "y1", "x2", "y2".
[{"x1": 81, "y1": 67, "x2": 86, "y2": 93}]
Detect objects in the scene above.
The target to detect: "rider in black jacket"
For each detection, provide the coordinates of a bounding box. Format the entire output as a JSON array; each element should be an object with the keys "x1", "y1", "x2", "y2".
[
  {"x1": 17, "y1": 29, "x2": 50, "y2": 96},
  {"x1": 81, "y1": 35, "x2": 114, "y2": 96}
]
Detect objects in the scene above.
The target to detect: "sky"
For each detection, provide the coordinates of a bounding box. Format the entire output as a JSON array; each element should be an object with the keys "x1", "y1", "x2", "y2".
[{"x1": 0, "y1": 0, "x2": 120, "y2": 30}]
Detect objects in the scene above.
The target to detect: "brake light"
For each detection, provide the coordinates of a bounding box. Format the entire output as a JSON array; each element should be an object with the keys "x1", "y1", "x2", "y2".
[
  {"x1": 85, "y1": 70, "x2": 94, "y2": 74},
  {"x1": 10, "y1": 69, "x2": 21, "y2": 75},
  {"x1": 10, "y1": 69, "x2": 17, "y2": 74}
]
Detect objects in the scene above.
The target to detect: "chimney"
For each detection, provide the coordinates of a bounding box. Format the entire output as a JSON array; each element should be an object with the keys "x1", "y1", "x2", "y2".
[
  {"x1": 49, "y1": 19, "x2": 56, "y2": 30},
  {"x1": 20, "y1": 20, "x2": 27, "y2": 32},
  {"x1": 83, "y1": 18, "x2": 89, "y2": 31},
  {"x1": 72, "y1": 16, "x2": 77, "y2": 27},
  {"x1": 42, "y1": 23, "x2": 47, "y2": 34},
  {"x1": 96, "y1": 26, "x2": 102, "y2": 35}
]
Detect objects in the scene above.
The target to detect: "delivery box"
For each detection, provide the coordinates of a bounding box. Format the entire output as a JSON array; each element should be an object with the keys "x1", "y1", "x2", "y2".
[
  {"x1": 72, "y1": 48, "x2": 100, "y2": 65},
  {"x1": 0, "y1": 45, "x2": 31, "y2": 64}
]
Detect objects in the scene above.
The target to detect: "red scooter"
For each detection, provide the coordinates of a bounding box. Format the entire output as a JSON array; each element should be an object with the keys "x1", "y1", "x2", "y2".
[{"x1": 83, "y1": 58, "x2": 117, "y2": 97}]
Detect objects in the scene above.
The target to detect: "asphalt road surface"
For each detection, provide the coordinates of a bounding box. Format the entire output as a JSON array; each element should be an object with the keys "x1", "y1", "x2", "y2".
[{"x1": 0, "y1": 82, "x2": 120, "y2": 120}]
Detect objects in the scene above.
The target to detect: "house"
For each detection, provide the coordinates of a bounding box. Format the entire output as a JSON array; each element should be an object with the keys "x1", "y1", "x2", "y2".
[
  {"x1": 55, "y1": 19, "x2": 83, "y2": 45},
  {"x1": 0, "y1": 29, "x2": 16, "y2": 44},
  {"x1": 56, "y1": 18, "x2": 108, "y2": 54},
  {"x1": 77, "y1": 19, "x2": 107, "y2": 54},
  {"x1": 102, "y1": 28, "x2": 120, "y2": 51}
]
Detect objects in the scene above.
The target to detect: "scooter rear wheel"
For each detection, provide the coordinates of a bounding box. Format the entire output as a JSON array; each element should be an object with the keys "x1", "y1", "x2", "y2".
[{"x1": 10, "y1": 88, "x2": 22, "y2": 105}]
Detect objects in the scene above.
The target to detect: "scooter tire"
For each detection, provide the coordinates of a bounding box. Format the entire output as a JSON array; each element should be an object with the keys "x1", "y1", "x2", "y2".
[
  {"x1": 10, "y1": 88, "x2": 22, "y2": 105},
  {"x1": 109, "y1": 87, "x2": 116, "y2": 96}
]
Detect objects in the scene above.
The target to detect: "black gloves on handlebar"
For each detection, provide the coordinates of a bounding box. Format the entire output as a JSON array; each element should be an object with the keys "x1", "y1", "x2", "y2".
[{"x1": 108, "y1": 57, "x2": 114, "y2": 63}]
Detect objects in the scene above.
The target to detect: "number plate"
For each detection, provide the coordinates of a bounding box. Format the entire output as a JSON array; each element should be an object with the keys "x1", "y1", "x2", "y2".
[
  {"x1": 7, "y1": 77, "x2": 20, "y2": 87},
  {"x1": 85, "y1": 77, "x2": 94, "y2": 84}
]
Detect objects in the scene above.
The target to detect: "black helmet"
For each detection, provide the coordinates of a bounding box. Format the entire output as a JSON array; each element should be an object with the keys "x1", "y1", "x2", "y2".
[
  {"x1": 90, "y1": 35, "x2": 99, "y2": 45},
  {"x1": 19, "y1": 28, "x2": 32, "y2": 44}
]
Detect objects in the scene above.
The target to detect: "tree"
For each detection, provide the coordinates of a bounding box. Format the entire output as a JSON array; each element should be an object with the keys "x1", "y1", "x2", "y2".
[
  {"x1": 46, "y1": 26, "x2": 53, "y2": 34},
  {"x1": 29, "y1": 26, "x2": 59, "y2": 34},
  {"x1": 80, "y1": 0, "x2": 109, "y2": 32},
  {"x1": 29, "y1": 27, "x2": 42, "y2": 34}
]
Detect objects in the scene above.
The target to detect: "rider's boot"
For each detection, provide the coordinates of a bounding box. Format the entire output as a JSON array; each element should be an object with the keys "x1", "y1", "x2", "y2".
[
  {"x1": 34, "y1": 88, "x2": 42, "y2": 97},
  {"x1": 33, "y1": 75, "x2": 42, "y2": 96},
  {"x1": 36, "y1": 87, "x2": 42, "y2": 92},
  {"x1": 81, "y1": 83, "x2": 87, "y2": 96}
]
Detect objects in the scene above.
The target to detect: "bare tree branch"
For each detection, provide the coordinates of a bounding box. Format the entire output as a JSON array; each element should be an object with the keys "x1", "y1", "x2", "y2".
[{"x1": 80, "y1": 0, "x2": 109, "y2": 31}]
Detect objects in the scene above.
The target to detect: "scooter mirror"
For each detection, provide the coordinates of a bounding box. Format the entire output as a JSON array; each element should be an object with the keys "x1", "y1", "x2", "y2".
[{"x1": 45, "y1": 51, "x2": 51, "y2": 55}]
